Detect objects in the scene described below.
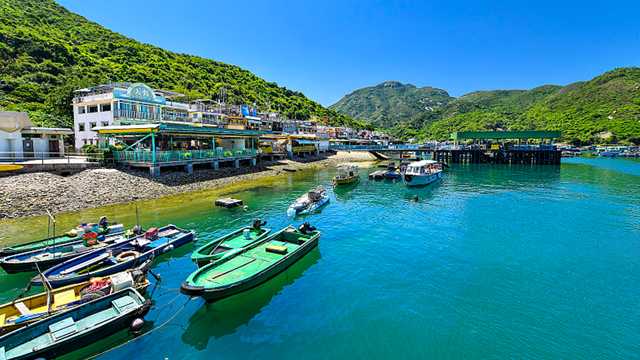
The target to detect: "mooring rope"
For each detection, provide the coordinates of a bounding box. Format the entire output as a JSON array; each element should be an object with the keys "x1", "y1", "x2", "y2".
[{"x1": 86, "y1": 297, "x2": 191, "y2": 360}]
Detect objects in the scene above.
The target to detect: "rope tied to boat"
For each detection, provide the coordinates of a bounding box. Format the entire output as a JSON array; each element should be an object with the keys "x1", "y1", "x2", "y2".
[{"x1": 85, "y1": 296, "x2": 191, "y2": 360}]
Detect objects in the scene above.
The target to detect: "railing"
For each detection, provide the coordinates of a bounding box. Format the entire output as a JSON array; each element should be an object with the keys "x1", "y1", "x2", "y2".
[
  {"x1": 0, "y1": 151, "x2": 103, "y2": 169},
  {"x1": 292, "y1": 146, "x2": 316, "y2": 152},
  {"x1": 113, "y1": 149, "x2": 257, "y2": 164},
  {"x1": 329, "y1": 144, "x2": 424, "y2": 150},
  {"x1": 113, "y1": 109, "x2": 163, "y2": 122},
  {"x1": 113, "y1": 109, "x2": 192, "y2": 123}
]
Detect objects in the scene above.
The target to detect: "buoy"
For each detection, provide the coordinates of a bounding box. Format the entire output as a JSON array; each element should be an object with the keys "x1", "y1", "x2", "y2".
[
  {"x1": 243, "y1": 205, "x2": 249, "y2": 211},
  {"x1": 130, "y1": 317, "x2": 145, "y2": 334}
]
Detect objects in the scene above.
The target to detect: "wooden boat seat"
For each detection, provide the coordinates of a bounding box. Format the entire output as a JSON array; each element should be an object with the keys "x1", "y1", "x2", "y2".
[
  {"x1": 60, "y1": 253, "x2": 109, "y2": 275},
  {"x1": 0, "y1": 346, "x2": 5, "y2": 360},
  {"x1": 0, "y1": 313, "x2": 5, "y2": 326},
  {"x1": 54, "y1": 289, "x2": 77, "y2": 308},
  {"x1": 112, "y1": 296, "x2": 137, "y2": 314},
  {"x1": 49, "y1": 317, "x2": 77, "y2": 340},
  {"x1": 13, "y1": 302, "x2": 31, "y2": 316}
]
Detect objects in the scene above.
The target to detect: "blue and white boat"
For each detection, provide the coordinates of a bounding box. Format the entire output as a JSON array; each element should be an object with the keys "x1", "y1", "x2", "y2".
[
  {"x1": 287, "y1": 187, "x2": 330, "y2": 216},
  {"x1": 0, "y1": 229, "x2": 134, "y2": 274},
  {"x1": 402, "y1": 160, "x2": 443, "y2": 187},
  {"x1": 31, "y1": 225, "x2": 195, "y2": 288}
]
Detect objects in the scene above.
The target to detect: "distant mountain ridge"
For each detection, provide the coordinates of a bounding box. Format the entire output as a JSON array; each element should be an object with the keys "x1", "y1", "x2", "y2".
[
  {"x1": 332, "y1": 68, "x2": 640, "y2": 145},
  {"x1": 328, "y1": 81, "x2": 454, "y2": 129}
]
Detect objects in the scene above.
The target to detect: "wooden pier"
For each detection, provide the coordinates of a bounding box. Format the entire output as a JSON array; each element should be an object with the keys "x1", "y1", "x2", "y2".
[{"x1": 433, "y1": 149, "x2": 561, "y2": 165}]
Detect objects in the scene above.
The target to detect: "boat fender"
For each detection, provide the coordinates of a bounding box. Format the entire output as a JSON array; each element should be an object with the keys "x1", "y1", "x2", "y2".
[
  {"x1": 180, "y1": 281, "x2": 205, "y2": 296},
  {"x1": 130, "y1": 317, "x2": 145, "y2": 335},
  {"x1": 162, "y1": 245, "x2": 174, "y2": 254},
  {"x1": 98, "y1": 216, "x2": 108, "y2": 227},
  {"x1": 252, "y1": 219, "x2": 267, "y2": 229},
  {"x1": 116, "y1": 251, "x2": 140, "y2": 262}
]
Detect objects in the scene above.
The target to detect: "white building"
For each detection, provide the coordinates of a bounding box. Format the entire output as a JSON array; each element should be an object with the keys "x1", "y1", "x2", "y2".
[
  {"x1": 72, "y1": 82, "x2": 186, "y2": 149},
  {"x1": 0, "y1": 111, "x2": 73, "y2": 158}
]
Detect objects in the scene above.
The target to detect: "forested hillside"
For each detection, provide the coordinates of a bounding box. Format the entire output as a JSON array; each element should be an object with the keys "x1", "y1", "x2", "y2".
[
  {"x1": 329, "y1": 81, "x2": 453, "y2": 129},
  {"x1": 389, "y1": 67, "x2": 640, "y2": 144},
  {"x1": 0, "y1": 0, "x2": 374, "y2": 132}
]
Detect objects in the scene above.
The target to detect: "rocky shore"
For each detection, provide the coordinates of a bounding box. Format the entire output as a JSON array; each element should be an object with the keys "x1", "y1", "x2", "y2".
[{"x1": 0, "y1": 151, "x2": 378, "y2": 220}]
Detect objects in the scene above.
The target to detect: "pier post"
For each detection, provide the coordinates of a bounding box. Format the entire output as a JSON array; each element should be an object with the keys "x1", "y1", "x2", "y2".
[
  {"x1": 233, "y1": 160, "x2": 239, "y2": 168},
  {"x1": 211, "y1": 161, "x2": 219, "y2": 170},
  {"x1": 250, "y1": 158, "x2": 256, "y2": 166},
  {"x1": 185, "y1": 163, "x2": 193, "y2": 174},
  {"x1": 150, "y1": 166, "x2": 161, "y2": 177}
]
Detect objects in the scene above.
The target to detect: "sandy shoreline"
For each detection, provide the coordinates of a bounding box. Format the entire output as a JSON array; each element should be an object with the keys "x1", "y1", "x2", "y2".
[{"x1": 0, "y1": 151, "x2": 378, "y2": 220}]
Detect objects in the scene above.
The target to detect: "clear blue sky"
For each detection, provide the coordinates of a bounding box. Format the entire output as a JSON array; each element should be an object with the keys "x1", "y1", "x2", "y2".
[{"x1": 58, "y1": 0, "x2": 639, "y2": 106}]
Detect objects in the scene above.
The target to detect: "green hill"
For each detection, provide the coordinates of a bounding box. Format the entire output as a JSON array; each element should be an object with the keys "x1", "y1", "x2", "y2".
[
  {"x1": 0, "y1": 0, "x2": 374, "y2": 133},
  {"x1": 393, "y1": 67, "x2": 640, "y2": 145},
  {"x1": 328, "y1": 81, "x2": 454, "y2": 129}
]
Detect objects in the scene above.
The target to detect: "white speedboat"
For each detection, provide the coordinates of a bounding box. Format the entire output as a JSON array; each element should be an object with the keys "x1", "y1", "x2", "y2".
[{"x1": 402, "y1": 160, "x2": 443, "y2": 187}]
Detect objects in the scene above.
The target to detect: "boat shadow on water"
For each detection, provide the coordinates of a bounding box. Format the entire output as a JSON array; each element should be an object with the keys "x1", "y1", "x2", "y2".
[
  {"x1": 181, "y1": 246, "x2": 321, "y2": 350},
  {"x1": 404, "y1": 178, "x2": 443, "y2": 201}
]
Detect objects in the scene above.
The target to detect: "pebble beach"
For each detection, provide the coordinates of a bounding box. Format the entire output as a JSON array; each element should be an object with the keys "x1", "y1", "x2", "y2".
[{"x1": 0, "y1": 151, "x2": 377, "y2": 220}]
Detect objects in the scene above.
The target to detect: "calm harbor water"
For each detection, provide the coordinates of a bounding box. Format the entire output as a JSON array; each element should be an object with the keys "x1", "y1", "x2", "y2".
[{"x1": 1, "y1": 156, "x2": 639, "y2": 359}]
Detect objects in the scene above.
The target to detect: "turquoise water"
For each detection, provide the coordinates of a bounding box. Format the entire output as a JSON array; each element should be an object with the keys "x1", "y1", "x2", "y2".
[{"x1": 0, "y1": 157, "x2": 639, "y2": 359}]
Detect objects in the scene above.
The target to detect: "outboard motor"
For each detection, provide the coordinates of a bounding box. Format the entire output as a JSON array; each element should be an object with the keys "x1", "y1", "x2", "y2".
[
  {"x1": 98, "y1": 216, "x2": 108, "y2": 227},
  {"x1": 297, "y1": 222, "x2": 317, "y2": 234},
  {"x1": 132, "y1": 225, "x2": 145, "y2": 235},
  {"x1": 252, "y1": 219, "x2": 267, "y2": 229}
]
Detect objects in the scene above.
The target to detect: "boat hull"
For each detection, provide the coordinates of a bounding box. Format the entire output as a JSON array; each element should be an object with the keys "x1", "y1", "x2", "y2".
[
  {"x1": 33, "y1": 225, "x2": 194, "y2": 288},
  {"x1": 403, "y1": 171, "x2": 442, "y2": 187},
  {"x1": 287, "y1": 196, "x2": 329, "y2": 216},
  {"x1": 333, "y1": 175, "x2": 360, "y2": 185},
  {"x1": 0, "y1": 232, "x2": 127, "y2": 274},
  {"x1": 0, "y1": 288, "x2": 149, "y2": 360},
  {"x1": 0, "y1": 227, "x2": 111, "y2": 257},
  {"x1": 199, "y1": 235, "x2": 319, "y2": 303}
]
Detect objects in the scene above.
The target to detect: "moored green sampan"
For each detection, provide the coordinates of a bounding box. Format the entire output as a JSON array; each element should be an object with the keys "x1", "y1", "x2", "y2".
[
  {"x1": 0, "y1": 287, "x2": 151, "y2": 360},
  {"x1": 191, "y1": 220, "x2": 271, "y2": 267},
  {"x1": 0, "y1": 217, "x2": 121, "y2": 257},
  {"x1": 180, "y1": 223, "x2": 321, "y2": 302}
]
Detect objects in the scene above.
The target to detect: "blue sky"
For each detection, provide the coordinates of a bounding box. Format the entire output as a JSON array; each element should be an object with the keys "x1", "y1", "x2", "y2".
[{"x1": 58, "y1": 0, "x2": 639, "y2": 106}]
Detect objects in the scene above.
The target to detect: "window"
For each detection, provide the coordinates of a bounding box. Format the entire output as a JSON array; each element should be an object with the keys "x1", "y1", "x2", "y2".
[
  {"x1": 90, "y1": 122, "x2": 97, "y2": 129},
  {"x1": 78, "y1": 106, "x2": 86, "y2": 114},
  {"x1": 78, "y1": 123, "x2": 85, "y2": 132},
  {"x1": 88, "y1": 105, "x2": 98, "y2": 113},
  {"x1": 100, "y1": 103, "x2": 111, "y2": 112},
  {"x1": 101, "y1": 122, "x2": 108, "y2": 127},
  {"x1": 83, "y1": 139, "x2": 88, "y2": 145}
]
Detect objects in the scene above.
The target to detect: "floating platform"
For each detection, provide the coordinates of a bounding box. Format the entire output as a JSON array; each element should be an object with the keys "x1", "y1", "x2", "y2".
[{"x1": 215, "y1": 198, "x2": 244, "y2": 209}]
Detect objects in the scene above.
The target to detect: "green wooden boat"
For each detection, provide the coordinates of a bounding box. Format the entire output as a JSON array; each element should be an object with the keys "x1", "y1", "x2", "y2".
[
  {"x1": 181, "y1": 224, "x2": 321, "y2": 302},
  {"x1": 0, "y1": 287, "x2": 150, "y2": 360},
  {"x1": 191, "y1": 221, "x2": 271, "y2": 267},
  {"x1": 0, "y1": 218, "x2": 118, "y2": 257}
]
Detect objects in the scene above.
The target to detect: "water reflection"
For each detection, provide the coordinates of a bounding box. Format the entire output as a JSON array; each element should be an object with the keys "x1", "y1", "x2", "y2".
[{"x1": 181, "y1": 246, "x2": 321, "y2": 350}]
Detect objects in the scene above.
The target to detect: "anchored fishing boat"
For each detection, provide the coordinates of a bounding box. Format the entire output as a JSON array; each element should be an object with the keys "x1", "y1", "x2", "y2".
[
  {"x1": 180, "y1": 224, "x2": 321, "y2": 302},
  {"x1": 0, "y1": 261, "x2": 151, "y2": 335},
  {"x1": 287, "y1": 187, "x2": 330, "y2": 216},
  {"x1": 191, "y1": 220, "x2": 271, "y2": 267},
  {"x1": 0, "y1": 217, "x2": 119, "y2": 257},
  {"x1": 333, "y1": 164, "x2": 360, "y2": 186},
  {"x1": 32, "y1": 225, "x2": 195, "y2": 288},
  {"x1": 0, "y1": 288, "x2": 151, "y2": 360},
  {"x1": 0, "y1": 227, "x2": 144, "y2": 274},
  {"x1": 402, "y1": 160, "x2": 443, "y2": 187}
]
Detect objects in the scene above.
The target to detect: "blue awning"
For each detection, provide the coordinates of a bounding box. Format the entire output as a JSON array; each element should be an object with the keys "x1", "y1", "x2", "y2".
[{"x1": 295, "y1": 139, "x2": 320, "y2": 144}]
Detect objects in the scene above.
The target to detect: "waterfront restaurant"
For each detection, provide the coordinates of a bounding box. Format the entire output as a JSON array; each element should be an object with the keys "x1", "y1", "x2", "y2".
[{"x1": 77, "y1": 83, "x2": 261, "y2": 176}]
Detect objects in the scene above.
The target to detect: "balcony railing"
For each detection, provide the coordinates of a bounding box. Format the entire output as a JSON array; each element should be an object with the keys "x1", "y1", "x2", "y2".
[
  {"x1": 113, "y1": 109, "x2": 163, "y2": 122},
  {"x1": 114, "y1": 149, "x2": 257, "y2": 165}
]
